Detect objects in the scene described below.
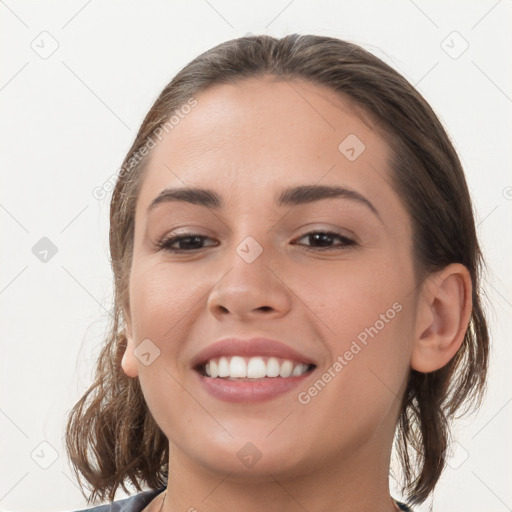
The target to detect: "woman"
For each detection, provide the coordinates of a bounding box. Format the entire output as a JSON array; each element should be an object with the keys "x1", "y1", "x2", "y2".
[{"x1": 66, "y1": 34, "x2": 489, "y2": 512}]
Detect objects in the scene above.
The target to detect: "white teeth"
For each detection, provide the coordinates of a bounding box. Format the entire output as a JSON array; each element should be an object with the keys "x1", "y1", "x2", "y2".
[
  {"x1": 279, "y1": 360, "x2": 293, "y2": 378},
  {"x1": 210, "y1": 359, "x2": 219, "y2": 378},
  {"x1": 266, "y1": 357, "x2": 280, "y2": 377},
  {"x1": 247, "y1": 357, "x2": 266, "y2": 378},
  {"x1": 229, "y1": 356, "x2": 247, "y2": 378},
  {"x1": 292, "y1": 363, "x2": 305, "y2": 376},
  {"x1": 202, "y1": 356, "x2": 311, "y2": 379},
  {"x1": 218, "y1": 356, "x2": 230, "y2": 377}
]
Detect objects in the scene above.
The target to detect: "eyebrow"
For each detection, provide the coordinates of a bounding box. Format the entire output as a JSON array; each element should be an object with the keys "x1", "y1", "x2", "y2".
[{"x1": 147, "y1": 184, "x2": 381, "y2": 220}]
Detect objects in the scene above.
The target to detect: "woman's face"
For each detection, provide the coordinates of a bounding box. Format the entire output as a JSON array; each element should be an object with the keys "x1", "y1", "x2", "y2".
[{"x1": 122, "y1": 78, "x2": 420, "y2": 479}]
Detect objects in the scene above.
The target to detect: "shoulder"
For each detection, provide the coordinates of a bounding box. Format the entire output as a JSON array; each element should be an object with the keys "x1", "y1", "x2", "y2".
[{"x1": 72, "y1": 487, "x2": 166, "y2": 512}]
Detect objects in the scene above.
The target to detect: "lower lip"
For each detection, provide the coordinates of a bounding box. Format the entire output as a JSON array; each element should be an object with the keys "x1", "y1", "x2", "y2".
[{"x1": 196, "y1": 369, "x2": 315, "y2": 403}]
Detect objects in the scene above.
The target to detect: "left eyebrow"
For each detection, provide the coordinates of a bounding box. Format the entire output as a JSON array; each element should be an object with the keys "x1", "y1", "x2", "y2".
[
  {"x1": 275, "y1": 184, "x2": 380, "y2": 219},
  {"x1": 146, "y1": 184, "x2": 381, "y2": 222}
]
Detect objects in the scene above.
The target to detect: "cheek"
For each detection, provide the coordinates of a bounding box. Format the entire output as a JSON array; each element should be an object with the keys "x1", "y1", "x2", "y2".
[
  {"x1": 128, "y1": 260, "x2": 201, "y2": 342},
  {"x1": 128, "y1": 260, "x2": 206, "y2": 436},
  {"x1": 289, "y1": 254, "x2": 410, "y2": 342},
  {"x1": 294, "y1": 259, "x2": 414, "y2": 403},
  {"x1": 294, "y1": 308, "x2": 414, "y2": 454}
]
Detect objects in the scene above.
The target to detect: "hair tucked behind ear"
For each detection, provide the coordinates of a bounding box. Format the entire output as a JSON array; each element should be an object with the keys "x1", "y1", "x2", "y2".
[{"x1": 64, "y1": 33, "x2": 489, "y2": 506}]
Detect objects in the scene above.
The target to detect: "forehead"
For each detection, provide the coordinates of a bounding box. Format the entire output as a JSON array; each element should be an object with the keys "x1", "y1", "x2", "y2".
[
  {"x1": 135, "y1": 77, "x2": 404, "y2": 221},
  {"x1": 150, "y1": 77, "x2": 385, "y2": 164}
]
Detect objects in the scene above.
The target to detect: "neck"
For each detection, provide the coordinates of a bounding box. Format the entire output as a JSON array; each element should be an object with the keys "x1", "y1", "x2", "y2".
[{"x1": 163, "y1": 436, "x2": 398, "y2": 512}]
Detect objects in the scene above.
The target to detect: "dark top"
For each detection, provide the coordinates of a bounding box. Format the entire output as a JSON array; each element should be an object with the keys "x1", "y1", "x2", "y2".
[
  {"x1": 73, "y1": 487, "x2": 166, "y2": 512},
  {"x1": 73, "y1": 487, "x2": 413, "y2": 511}
]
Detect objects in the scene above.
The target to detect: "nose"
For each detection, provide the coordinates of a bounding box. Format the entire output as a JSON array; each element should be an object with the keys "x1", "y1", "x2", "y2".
[{"x1": 206, "y1": 238, "x2": 293, "y2": 321}]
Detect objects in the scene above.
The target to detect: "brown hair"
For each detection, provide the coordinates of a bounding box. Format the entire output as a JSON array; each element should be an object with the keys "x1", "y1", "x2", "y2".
[{"x1": 65, "y1": 34, "x2": 489, "y2": 506}]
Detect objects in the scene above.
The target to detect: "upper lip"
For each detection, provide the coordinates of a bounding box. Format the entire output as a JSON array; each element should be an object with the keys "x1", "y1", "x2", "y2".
[{"x1": 190, "y1": 337, "x2": 317, "y2": 369}]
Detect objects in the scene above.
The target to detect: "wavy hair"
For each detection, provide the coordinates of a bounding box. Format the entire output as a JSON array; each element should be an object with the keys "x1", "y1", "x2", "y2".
[{"x1": 65, "y1": 34, "x2": 489, "y2": 507}]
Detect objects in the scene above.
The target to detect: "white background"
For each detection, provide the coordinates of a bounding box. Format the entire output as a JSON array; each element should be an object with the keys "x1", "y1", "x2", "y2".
[{"x1": 0, "y1": 1, "x2": 511, "y2": 511}]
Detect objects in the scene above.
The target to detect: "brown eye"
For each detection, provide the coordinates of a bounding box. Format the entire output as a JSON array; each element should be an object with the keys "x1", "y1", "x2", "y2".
[
  {"x1": 156, "y1": 234, "x2": 217, "y2": 253},
  {"x1": 293, "y1": 231, "x2": 356, "y2": 250}
]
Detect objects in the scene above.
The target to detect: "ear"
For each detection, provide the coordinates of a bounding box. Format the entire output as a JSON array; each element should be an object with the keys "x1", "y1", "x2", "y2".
[
  {"x1": 411, "y1": 263, "x2": 473, "y2": 373},
  {"x1": 121, "y1": 309, "x2": 139, "y2": 378}
]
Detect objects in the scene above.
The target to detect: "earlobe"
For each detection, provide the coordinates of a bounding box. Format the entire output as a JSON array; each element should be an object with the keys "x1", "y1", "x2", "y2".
[
  {"x1": 121, "y1": 322, "x2": 139, "y2": 378},
  {"x1": 411, "y1": 263, "x2": 473, "y2": 373}
]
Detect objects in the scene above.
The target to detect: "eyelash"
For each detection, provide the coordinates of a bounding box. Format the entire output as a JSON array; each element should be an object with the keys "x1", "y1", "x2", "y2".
[{"x1": 155, "y1": 230, "x2": 357, "y2": 253}]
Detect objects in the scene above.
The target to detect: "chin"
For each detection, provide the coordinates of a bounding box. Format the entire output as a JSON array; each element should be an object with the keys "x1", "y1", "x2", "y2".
[{"x1": 184, "y1": 435, "x2": 315, "y2": 479}]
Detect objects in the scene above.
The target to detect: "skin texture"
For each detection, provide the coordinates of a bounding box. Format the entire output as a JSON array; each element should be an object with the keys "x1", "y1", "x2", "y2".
[{"x1": 121, "y1": 78, "x2": 472, "y2": 512}]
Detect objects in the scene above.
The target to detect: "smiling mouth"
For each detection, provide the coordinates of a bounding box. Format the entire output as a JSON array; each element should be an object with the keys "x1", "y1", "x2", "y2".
[{"x1": 195, "y1": 355, "x2": 316, "y2": 380}]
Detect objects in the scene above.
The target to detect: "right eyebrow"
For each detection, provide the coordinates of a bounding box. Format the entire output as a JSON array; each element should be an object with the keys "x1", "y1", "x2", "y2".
[{"x1": 147, "y1": 187, "x2": 221, "y2": 213}]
